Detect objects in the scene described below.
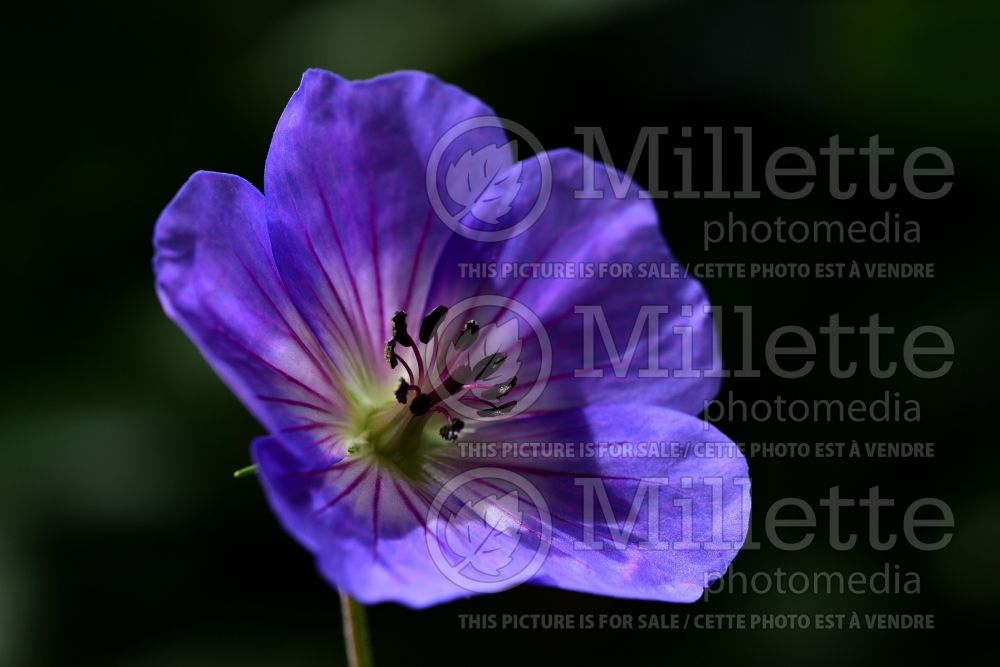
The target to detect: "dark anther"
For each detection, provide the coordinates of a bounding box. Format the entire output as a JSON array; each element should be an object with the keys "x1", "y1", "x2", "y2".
[
  {"x1": 455, "y1": 320, "x2": 480, "y2": 351},
  {"x1": 482, "y1": 376, "x2": 516, "y2": 401},
  {"x1": 384, "y1": 339, "x2": 398, "y2": 368},
  {"x1": 419, "y1": 305, "x2": 448, "y2": 344},
  {"x1": 394, "y1": 378, "x2": 410, "y2": 404},
  {"x1": 409, "y1": 393, "x2": 433, "y2": 416},
  {"x1": 391, "y1": 311, "x2": 414, "y2": 347},
  {"x1": 438, "y1": 418, "x2": 464, "y2": 441},
  {"x1": 472, "y1": 351, "x2": 507, "y2": 380},
  {"x1": 476, "y1": 401, "x2": 517, "y2": 418}
]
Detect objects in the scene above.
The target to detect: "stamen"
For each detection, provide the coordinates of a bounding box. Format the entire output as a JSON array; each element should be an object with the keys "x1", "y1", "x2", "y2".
[
  {"x1": 458, "y1": 394, "x2": 501, "y2": 408},
  {"x1": 419, "y1": 305, "x2": 448, "y2": 344},
  {"x1": 384, "y1": 339, "x2": 398, "y2": 369},
  {"x1": 409, "y1": 393, "x2": 434, "y2": 416},
  {"x1": 476, "y1": 401, "x2": 517, "y2": 418},
  {"x1": 394, "y1": 378, "x2": 410, "y2": 404},
  {"x1": 428, "y1": 405, "x2": 451, "y2": 420},
  {"x1": 438, "y1": 417, "x2": 464, "y2": 441},
  {"x1": 381, "y1": 303, "x2": 522, "y2": 447},
  {"x1": 412, "y1": 344, "x2": 427, "y2": 386},
  {"x1": 482, "y1": 376, "x2": 517, "y2": 400},
  {"x1": 472, "y1": 351, "x2": 507, "y2": 380},
  {"x1": 386, "y1": 310, "x2": 424, "y2": 383},
  {"x1": 396, "y1": 354, "x2": 415, "y2": 386},
  {"x1": 460, "y1": 383, "x2": 494, "y2": 391},
  {"x1": 392, "y1": 311, "x2": 414, "y2": 347},
  {"x1": 428, "y1": 405, "x2": 463, "y2": 441},
  {"x1": 454, "y1": 320, "x2": 480, "y2": 351}
]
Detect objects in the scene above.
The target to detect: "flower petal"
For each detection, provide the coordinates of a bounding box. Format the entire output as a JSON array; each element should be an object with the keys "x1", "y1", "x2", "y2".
[
  {"x1": 154, "y1": 171, "x2": 344, "y2": 448},
  {"x1": 253, "y1": 435, "x2": 479, "y2": 608},
  {"x1": 430, "y1": 149, "x2": 721, "y2": 416},
  {"x1": 457, "y1": 403, "x2": 750, "y2": 602},
  {"x1": 264, "y1": 69, "x2": 508, "y2": 384},
  {"x1": 256, "y1": 401, "x2": 747, "y2": 606}
]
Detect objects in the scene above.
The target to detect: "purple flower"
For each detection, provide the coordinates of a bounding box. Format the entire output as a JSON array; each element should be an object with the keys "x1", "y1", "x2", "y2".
[{"x1": 154, "y1": 69, "x2": 750, "y2": 608}]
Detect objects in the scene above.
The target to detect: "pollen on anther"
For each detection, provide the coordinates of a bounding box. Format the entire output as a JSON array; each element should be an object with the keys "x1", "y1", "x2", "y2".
[
  {"x1": 455, "y1": 320, "x2": 480, "y2": 351},
  {"x1": 483, "y1": 376, "x2": 517, "y2": 400},
  {"x1": 384, "y1": 339, "x2": 398, "y2": 368},
  {"x1": 394, "y1": 378, "x2": 410, "y2": 404},
  {"x1": 476, "y1": 401, "x2": 517, "y2": 418},
  {"x1": 439, "y1": 418, "x2": 464, "y2": 441},
  {"x1": 392, "y1": 311, "x2": 414, "y2": 347}
]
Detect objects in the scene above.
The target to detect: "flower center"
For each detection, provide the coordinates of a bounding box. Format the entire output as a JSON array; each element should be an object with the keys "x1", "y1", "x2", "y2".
[
  {"x1": 343, "y1": 306, "x2": 519, "y2": 479},
  {"x1": 385, "y1": 307, "x2": 518, "y2": 427}
]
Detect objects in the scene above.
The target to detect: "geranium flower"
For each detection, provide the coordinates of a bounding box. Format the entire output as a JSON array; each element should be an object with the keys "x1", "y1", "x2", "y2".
[{"x1": 154, "y1": 69, "x2": 749, "y2": 608}]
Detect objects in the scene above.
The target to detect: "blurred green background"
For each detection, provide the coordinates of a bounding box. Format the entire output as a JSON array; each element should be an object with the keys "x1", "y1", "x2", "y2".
[{"x1": 2, "y1": 0, "x2": 998, "y2": 664}]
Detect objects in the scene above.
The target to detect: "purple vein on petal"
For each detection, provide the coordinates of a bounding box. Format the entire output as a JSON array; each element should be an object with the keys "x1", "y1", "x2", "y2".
[
  {"x1": 404, "y1": 481, "x2": 456, "y2": 559},
  {"x1": 275, "y1": 156, "x2": 372, "y2": 377},
  {"x1": 304, "y1": 434, "x2": 337, "y2": 455},
  {"x1": 392, "y1": 477, "x2": 430, "y2": 532},
  {"x1": 235, "y1": 256, "x2": 339, "y2": 389},
  {"x1": 371, "y1": 468, "x2": 383, "y2": 560},
  {"x1": 241, "y1": 204, "x2": 351, "y2": 386},
  {"x1": 300, "y1": 223, "x2": 373, "y2": 377},
  {"x1": 367, "y1": 173, "x2": 385, "y2": 338},
  {"x1": 209, "y1": 322, "x2": 334, "y2": 408},
  {"x1": 314, "y1": 463, "x2": 373, "y2": 516},
  {"x1": 404, "y1": 207, "x2": 435, "y2": 319},
  {"x1": 256, "y1": 395, "x2": 331, "y2": 414},
  {"x1": 296, "y1": 457, "x2": 363, "y2": 479},
  {"x1": 280, "y1": 421, "x2": 332, "y2": 434},
  {"x1": 307, "y1": 157, "x2": 375, "y2": 357},
  {"x1": 481, "y1": 234, "x2": 565, "y2": 329}
]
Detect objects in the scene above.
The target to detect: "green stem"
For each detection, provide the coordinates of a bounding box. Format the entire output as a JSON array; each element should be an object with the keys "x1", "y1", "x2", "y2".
[{"x1": 339, "y1": 590, "x2": 373, "y2": 667}]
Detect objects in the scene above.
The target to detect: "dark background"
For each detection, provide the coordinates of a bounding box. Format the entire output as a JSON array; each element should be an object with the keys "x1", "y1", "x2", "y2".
[{"x1": 2, "y1": 0, "x2": 998, "y2": 664}]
